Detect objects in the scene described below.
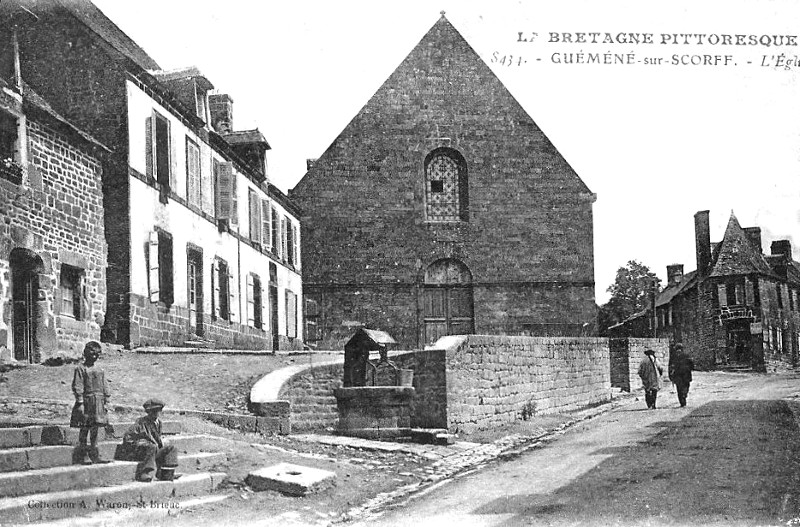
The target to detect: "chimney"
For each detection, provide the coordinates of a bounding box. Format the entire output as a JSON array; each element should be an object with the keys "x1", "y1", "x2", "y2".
[
  {"x1": 743, "y1": 227, "x2": 762, "y2": 253},
  {"x1": 694, "y1": 210, "x2": 711, "y2": 275},
  {"x1": 666, "y1": 264, "x2": 684, "y2": 287},
  {"x1": 771, "y1": 240, "x2": 792, "y2": 260},
  {"x1": 209, "y1": 93, "x2": 233, "y2": 134},
  {"x1": 306, "y1": 158, "x2": 318, "y2": 171}
]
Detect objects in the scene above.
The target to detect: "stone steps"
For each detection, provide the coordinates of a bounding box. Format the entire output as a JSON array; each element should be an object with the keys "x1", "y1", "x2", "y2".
[
  {"x1": 0, "y1": 420, "x2": 183, "y2": 449},
  {"x1": 0, "y1": 434, "x2": 224, "y2": 472},
  {"x1": 0, "y1": 451, "x2": 225, "y2": 497},
  {"x1": 0, "y1": 472, "x2": 227, "y2": 524},
  {"x1": 0, "y1": 421, "x2": 230, "y2": 524}
]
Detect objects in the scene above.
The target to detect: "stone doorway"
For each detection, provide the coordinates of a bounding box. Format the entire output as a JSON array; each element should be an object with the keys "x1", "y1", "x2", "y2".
[
  {"x1": 10, "y1": 248, "x2": 44, "y2": 363},
  {"x1": 422, "y1": 258, "x2": 474, "y2": 346}
]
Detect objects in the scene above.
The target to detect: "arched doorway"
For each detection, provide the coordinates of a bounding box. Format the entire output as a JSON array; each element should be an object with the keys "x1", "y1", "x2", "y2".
[
  {"x1": 422, "y1": 259, "x2": 474, "y2": 345},
  {"x1": 10, "y1": 248, "x2": 44, "y2": 363}
]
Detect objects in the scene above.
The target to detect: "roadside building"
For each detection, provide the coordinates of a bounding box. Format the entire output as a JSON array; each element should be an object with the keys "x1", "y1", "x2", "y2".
[
  {"x1": 0, "y1": 57, "x2": 108, "y2": 362},
  {"x1": 290, "y1": 14, "x2": 597, "y2": 349},
  {"x1": 2, "y1": 0, "x2": 303, "y2": 351},
  {"x1": 609, "y1": 210, "x2": 799, "y2": 371}
]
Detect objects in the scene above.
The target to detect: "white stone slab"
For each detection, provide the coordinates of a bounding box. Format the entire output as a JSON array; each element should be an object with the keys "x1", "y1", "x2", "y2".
[{"x1": 245, "y1": 463, "x2": 336, "y2": 496}]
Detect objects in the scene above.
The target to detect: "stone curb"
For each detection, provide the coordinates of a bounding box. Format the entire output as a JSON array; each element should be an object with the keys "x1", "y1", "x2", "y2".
[{"x1": 336, "y1": 389, "x2": 640, "y2": 524}]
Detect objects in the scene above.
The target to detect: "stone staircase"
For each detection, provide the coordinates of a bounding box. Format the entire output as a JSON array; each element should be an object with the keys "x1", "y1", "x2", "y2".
[{"x1": 0, "y1": 420, "x2": 228, "y2": 524}]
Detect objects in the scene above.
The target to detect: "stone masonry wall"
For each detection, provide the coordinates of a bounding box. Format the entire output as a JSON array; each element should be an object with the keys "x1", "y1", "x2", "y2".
[
  {"x1": 0, "y1": 118, "x2": 106, "y2": 361},
  {"x1": 279, "y1": 350, "x2": 448, "y2": 432},
  {"x1": 444, "y1": 336, "x2": 610, "y2": 434},
  {"x1": 292, "y1": 18, "x2": 596, "y2": 351},
  {"x1": 281, "y1": 336, "x2": 615, "y2": 435}
]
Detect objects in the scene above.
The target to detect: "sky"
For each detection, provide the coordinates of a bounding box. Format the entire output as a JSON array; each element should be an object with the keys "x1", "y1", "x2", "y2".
[{"x1": 91, "y1": 0, "x2": 800, "y2": 304}]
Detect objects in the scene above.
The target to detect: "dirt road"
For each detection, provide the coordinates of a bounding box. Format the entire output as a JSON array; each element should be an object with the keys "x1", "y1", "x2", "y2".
[{"x1": 361, "y1": 371, "x2": 800, "y2": 527}]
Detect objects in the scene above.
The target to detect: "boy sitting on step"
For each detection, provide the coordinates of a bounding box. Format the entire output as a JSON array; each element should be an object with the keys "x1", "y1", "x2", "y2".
[{"x1": 116, "y1": 398, "x2": 180, "y2": 482}]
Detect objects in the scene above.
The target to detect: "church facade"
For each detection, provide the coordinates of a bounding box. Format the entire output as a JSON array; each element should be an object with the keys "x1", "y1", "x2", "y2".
[{"x1": 291, "y1": 15, "x2": 597, "y2": 349}]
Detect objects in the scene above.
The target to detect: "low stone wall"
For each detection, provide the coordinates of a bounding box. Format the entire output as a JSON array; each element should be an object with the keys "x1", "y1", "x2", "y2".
[
  {"x1": 271, "y1": 336, "x2": 663, "y2": 435},
  {"x1": 278, "y1": 363, "x2": 343, "y2": 432},
  {"x1": 442, "y1": 336, "x2": 611, "y2": 434}
]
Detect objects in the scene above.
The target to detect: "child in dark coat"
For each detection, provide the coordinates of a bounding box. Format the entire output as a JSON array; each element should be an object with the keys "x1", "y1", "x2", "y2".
[
  {"x1": 70, "y1": 341, "x2": 110, "y2": 464},
  {"x1": 117, "y1": 398, "x2": 179, "y2": 482}
]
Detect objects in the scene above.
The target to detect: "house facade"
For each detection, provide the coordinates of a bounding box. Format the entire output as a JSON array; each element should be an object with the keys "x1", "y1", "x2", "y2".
[
  {"x1": 2, "y1": 0, "x2": 303, "y2": 351},
  {"x1": 610, "y1": 210, "x2": 800, "y2": 371},
  {"x1": 291, "y1": 15, "x2": 597, "y2": 349},
  {"x1": 0, "y1": 60, "x2": 108, "y2": 362}
]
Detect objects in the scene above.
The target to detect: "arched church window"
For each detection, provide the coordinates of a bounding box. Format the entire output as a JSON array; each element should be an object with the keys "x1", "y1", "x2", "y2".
[{"x1": 424, "y1": 148, "x2": 468, "y2": 222}]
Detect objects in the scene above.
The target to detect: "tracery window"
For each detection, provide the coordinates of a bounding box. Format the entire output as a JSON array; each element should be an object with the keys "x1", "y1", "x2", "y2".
[{"x1": 424, "y1": 148, "x2": 468, "y2": 222}]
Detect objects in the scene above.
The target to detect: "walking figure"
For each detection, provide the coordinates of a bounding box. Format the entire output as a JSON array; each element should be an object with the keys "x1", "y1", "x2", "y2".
[
  {"x1": 117, "y1": 398, "x2": 179, "y2": 482},
  {"x1": 669, "y1": 344, "x2": 694, "y2": 407},
  {"x1": 70, "y1": 341, "x2": 110, "y2": 464},
  {"x1": 638, "y1": 349, "x2": 663, "y2": 409}
]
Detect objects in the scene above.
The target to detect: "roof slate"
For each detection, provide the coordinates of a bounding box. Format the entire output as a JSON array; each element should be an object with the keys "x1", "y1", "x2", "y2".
[{"x1": 709, "y1": 213, "x2": 775, "y2": 278}]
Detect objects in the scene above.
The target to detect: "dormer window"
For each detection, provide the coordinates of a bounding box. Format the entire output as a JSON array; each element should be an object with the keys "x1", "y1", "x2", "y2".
[{"x1": 195, "y1": 81, "x2": 208, "y2": 123}]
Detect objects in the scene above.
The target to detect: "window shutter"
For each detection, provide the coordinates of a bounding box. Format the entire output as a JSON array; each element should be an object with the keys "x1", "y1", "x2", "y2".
[
  {"x1": 145, "y1": 116, "x2": 154, "y2": 179},
  {"x1": 261, "y1": 283, "x2": 268, "y2": 333},
  {"x1": 228, "y1": 268, "x2": 236, "y2": 321},
  {"x1": 216, "y1": 162, "x2": 233, "y2": 221},
  {"x1": 187, "y1": 140, "x2": 200, "y2": 208},
  {"x1": 79, "y1": 272, "x2": 88, "y2": 321},
  {"x1": 286, "y1": 291, "x2": 297, "y2": 338},
  {"x1": 248, "y1": 189, "x2": 260, "y2": 243},
  {"x1": 246, "y1": 274, "x2": 255, "y2": 327},
  {"x1": 169, "y1": 128, "x2": 177, "y2": 192},
  {"x1": 271, "y1": 206, "x2": 279, "y2": 256},
  {"x1": 261, "y1": 199, "x2": 271, "y2": 249},
  {"x1": 211, "y1": 260, "x2": 219, "y2": 319},
  {"x1": 293, "y1": 224, "x2": 299, "y2": 268},
  {"x1": 281, "y1": 217, "x2": 288, "y2": 259},
  {"x1": 148, "y1": 231, "x2": 160, "y2": 303},
  {"x1": 230, "y1": 170, "x2": 239, "y2": 227}
]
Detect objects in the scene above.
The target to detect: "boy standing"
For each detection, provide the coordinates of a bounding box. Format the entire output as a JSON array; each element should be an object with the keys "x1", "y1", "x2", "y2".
[{"x1": 70, "y1": 341, "x2": 110, "y2": 464}]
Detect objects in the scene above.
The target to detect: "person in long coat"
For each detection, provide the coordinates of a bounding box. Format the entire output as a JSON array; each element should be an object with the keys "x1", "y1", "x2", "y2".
[
  {"x1": 70, "y1": 341, "x2": 110, "y2": 464},
  {"x1": 638, "y1": 349, "x2": 663, "y2": 409},
  {"x1": 669, "y1": 344, "x2": 694, "y2": 407}
]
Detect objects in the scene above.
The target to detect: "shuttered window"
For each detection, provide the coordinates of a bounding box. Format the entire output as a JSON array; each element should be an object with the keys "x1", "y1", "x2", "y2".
[
  {"x1": 186, "y1": 138, "x2": 201, "y2": 208},
  {"x1": 271, "y1": 206, "x2": 280, "y2": 257},
  {"x1": 261, "y1": 199, "x2": 271, "y2": 250},
  {"x1": 214, "y1": 161, "x2": 237, "y2": 226},
  {"x1": 286, "y1": 290, "x2": 297, "y2": 338},
  {"x1": 248, "y1": 188, "x2": 260, "y2": 243}
]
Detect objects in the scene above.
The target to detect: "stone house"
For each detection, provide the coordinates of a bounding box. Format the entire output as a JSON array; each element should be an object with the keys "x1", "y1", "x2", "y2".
[
  {"x1": 2, "y1": 0, "x2": 303, "y2": 350},
  {"x1": 0, "y1": 51, "x2": 108, "y2": 362},
  {"x1": 609, "y1": 210, "x2": 800, "y2": 371},
  {"x1": 290, "y1": 14, "x2": 597, "y2": 349}
]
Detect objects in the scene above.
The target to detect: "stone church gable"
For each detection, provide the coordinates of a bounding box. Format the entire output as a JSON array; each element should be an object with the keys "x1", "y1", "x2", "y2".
[{"x1": 292, "y1": 15, "x2": 591, "y2": 199}]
